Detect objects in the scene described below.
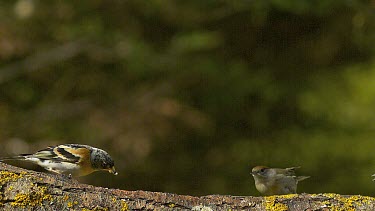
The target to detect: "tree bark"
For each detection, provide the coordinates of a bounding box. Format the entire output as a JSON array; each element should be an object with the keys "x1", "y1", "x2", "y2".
[{"x1": 0, "y1": 163, "x2": 374, "y2": 210}]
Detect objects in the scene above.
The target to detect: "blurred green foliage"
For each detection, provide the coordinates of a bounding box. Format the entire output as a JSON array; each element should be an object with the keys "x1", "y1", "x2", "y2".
[{"x1": 1, "y1": 0, "x2": 375, "y2": 196}]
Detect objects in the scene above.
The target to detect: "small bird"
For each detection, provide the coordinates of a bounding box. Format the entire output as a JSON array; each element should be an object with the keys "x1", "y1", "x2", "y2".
[
  {"x1": 250, "y1": 166, "x2": 309, "y2": 195},
  {"x1": 0, "y1": 144, "x2": 118, "y2": 177}
]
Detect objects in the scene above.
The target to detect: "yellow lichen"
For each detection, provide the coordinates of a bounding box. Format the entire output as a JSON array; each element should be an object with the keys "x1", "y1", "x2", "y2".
[
  {"x1": 112, "y1": 197, "x2": 117, "y2": 203},
  {"x1": 0, "y1": 171, "x2": 28, "y2": 207},
  {"x1": 121, "y1": 200, "x2": 129, "y2": 211},
  {"x1": 10, "y1": 186, "x2": 52, "y2": 208},
  {"x1": 0, "y1": 192, "x2": 3, "y2": 206},
  {"x1": 0, "y1": 171, "x2": 25, "y2": 185},
  {"x1": 311, "y1": 193, "x2": 375, "y2": 211},
  {"x1": 278, "y1": 194, "x2": 297, "y2": 199},
  {"x1": 67, "y1": 200, "x2": 78, "y2": 208},
  {"x1": 82, "y1": 207, "x2": 109, "y2": 211},
  {"x1": 67, "y1": 201, "x2": 73, "y2": 208},
  {"x1": 264, "y1": 195, "x2": 290, "y2": 211},
  {"x1": 169, "y1": 203, "x2": 175, "y2": 208},
  {"x1": 63, "y1": 195, "x2": 69, "y2": 201}
]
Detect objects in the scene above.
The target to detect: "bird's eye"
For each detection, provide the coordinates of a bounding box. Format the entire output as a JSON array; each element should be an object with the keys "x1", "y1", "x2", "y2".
[{"x1": 260, "y1": 168, "x2": 265, "y2": 173}]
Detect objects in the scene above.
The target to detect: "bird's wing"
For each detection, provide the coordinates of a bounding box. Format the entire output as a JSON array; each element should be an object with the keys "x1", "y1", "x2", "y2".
[
  {"x1": 33, "y1": 144, "x2": 90, "y2": 163},
  {"x1": 285, "y1": 166, "x2": 301, "y2": 171},
  {"x1": 274, "y1": 167, "x2": 300, "y2": 176},
  {"x1": 275, "y1": 176, "x2": 298, "y2": 194}
]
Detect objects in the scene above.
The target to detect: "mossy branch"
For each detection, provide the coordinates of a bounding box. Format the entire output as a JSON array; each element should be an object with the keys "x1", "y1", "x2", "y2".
[{"x1": 0, "y1": 163, "x2": 374, "y2": 210}]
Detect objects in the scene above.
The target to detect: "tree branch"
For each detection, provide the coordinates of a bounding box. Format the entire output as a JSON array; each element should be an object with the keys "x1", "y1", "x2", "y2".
[{"x1": 0, "y1": 162, "x2": 374, "y2": 210}]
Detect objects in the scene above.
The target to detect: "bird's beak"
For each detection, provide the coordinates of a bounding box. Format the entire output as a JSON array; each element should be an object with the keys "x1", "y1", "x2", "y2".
[{"x1": 109, "y1": 167, "x2": 118, "y2": 175}]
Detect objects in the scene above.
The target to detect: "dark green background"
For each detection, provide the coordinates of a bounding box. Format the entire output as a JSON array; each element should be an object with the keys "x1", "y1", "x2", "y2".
[{"x1": 1, "y1": 0, "x2": 375, "y2": 196}]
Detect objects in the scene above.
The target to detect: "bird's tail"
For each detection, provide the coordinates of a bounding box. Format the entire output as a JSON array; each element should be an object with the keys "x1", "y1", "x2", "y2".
[
  {"x1": 0, "y1": 154, "x2": 31, "y2": 161},
  {"x1": 296, "y1": 176, "x2": 310, "y2": 182}
]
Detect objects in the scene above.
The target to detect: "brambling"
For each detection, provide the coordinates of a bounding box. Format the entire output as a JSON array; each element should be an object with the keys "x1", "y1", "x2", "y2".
[
  {"x1": 251, "y1": 166, "x2": 309, "y2": 195},
  {"x1": 0, "y1": 144, "x2": 118, "y2": 177}
]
